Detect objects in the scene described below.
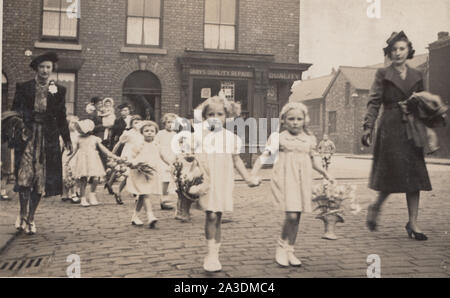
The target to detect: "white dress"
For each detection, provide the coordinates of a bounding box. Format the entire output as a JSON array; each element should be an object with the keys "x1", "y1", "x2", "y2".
[
  {"x1": 264, "y1": 131, "x2": 317, "y2": 213},
  {"x1": 195, "y1": 127, "x2": 242, "y2": 213},
  {"x1": 120, "y1": 129, "x2": 144, "y2": 160},
  {"x1": 126, "y1": 141, "x2": 162, "y2": 196},
  {"x1": 72, "y1": 135, "x2": 106, "y2": 178},
  {"x1": 154, "y1": 129, "x2": 177, "y2": 182}
]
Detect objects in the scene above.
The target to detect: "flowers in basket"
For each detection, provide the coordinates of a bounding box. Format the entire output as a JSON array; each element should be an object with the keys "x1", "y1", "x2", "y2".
[
  {"x1": 172, "y1": 154, "x2": 209, "y2": 222},
  {"x1": 312, "y1": 180, "x2": 360, "y2": 240}
]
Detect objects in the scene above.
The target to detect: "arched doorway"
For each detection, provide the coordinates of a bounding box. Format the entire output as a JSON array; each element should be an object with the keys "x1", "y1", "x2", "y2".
[{"x1": 122, "y1": 71, "x2": 161, "y2": 125}]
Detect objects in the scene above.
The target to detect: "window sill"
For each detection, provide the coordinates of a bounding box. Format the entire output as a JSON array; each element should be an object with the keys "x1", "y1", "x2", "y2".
[
  {"x1": 120, "y1": 47, "x2": 167, "y2": 55},
  {"x1": 34, "y1": 41, "x2": 82, "y2": 51}
]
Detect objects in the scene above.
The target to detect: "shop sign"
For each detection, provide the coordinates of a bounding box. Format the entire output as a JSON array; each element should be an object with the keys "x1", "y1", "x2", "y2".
[
  {"x1": 190, "y1": 68, "x2": 253, "y2": 78},
  {"x1": 268, "y1": 72, "x2": 301, "y2": 80}
]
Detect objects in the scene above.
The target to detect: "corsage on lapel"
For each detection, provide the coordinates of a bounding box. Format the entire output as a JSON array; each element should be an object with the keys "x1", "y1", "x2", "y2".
[{"x1": 48, "y1": 80, "x2": 58, "y2": 95}]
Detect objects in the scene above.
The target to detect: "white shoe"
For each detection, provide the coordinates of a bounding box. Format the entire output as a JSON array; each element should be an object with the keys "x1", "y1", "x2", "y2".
[
  {"x1": 275, "y1": 239, "x2": 289, "y2": 267},
  {"x1": 88, "y1": 193, "x2": 99, "y2": 206},
  {"x1": 15, "y1": 216, "x2": 26, "y2": 231},
  {"x1": 131, "y1": 214, "x2": 144, "y2": 226},
  {"x1": 147, "y1": 214, "x2": 158, "y2": 229},
  {"x1": 286, "y1": 245, "x2": 302, "y2": 267},
  {"x1": 203, "y1": 241, "x2": 222, "y2": 272},
  {"x1": 80, "y1": 197, "x2": 90, "y2": 207},
  {"x1": 25, "y1": 221, "x2": 36, "y2": 235}
]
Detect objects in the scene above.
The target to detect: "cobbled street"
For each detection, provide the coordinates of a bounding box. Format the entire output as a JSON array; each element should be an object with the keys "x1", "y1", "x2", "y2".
[{"x1": 0, "y1": 156, "x2": 449, "y2": 278}]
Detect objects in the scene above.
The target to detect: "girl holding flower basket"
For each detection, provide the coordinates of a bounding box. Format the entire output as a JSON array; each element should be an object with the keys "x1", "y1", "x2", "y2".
[
  {"x1": 125, "y1": 121, "x2": 162, "y2": 228},
  {"x1": 251, "y1": 102, "x2": 333, "y2": 267}
]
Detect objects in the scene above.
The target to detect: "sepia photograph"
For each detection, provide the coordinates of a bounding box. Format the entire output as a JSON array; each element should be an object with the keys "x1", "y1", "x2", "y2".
[{"x1": 0, "y1": 0, "x2": 449, "y2": 286}]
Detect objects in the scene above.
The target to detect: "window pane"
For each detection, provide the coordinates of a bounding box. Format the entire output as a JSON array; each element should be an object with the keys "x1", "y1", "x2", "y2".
[
  {"x1": 144, "y1": 0, "x2": 160, "y2": 17},
  {"x1": 219, "y1": 25, "x2": 235, "y2": 49},
  {"x1": 43, "y1": 0, "x2": 61, "y2": 11},
  {"x1": 143, "y1": 18, "x2": 160, "y2": 45},
  {"x1": 43, "y1": 11, "x2": 60, "y2": 36},
  {"x1": 127, "y1": 17, "x2": 143, "y2": 44},
  {"x1": 204, "y1": 24, "x2": 219, "y2": 49},
  {"x1": 51, "y1": 73, "x2": 76, "y2": 115},
  {"x1": 205, "y1": 0, "x2": 220, "y2": 23},
  {"x1": 60, "y1": 13, "x2": 77, "y2": 37},
  {"x1": 220, "y1": 0, "x2": 236, "y2": 24},
  {"x1": 128, "y1": 0, "x2": 144, "y2": 16}
]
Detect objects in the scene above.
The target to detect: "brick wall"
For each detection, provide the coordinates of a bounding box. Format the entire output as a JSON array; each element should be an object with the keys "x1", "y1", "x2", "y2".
[
  {"x1": 2, "y1": 0, "x2": 300, "y2": 119},
  {"x1": 324, "y1": 72, "x2": 355, "y2": 154}
]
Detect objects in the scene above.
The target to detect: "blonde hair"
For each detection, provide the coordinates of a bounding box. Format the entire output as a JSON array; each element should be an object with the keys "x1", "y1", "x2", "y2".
[
  {"x1": 140, "y1": 120, "x2": 159, "y2": 134},
  {"x1": 162, "y1": 113, "x2": 178, "y2": 125},
  {"x1": 278, "y1": 102, "x2": 312, "y2": 134},
  {"x1": 196, "y1": 96, "x2": 241, "y2": 120}
]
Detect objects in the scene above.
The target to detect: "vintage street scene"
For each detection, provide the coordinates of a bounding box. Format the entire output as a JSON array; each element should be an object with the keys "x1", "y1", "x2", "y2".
[{"x1": 1, "y1": 0, "x2": 449, "y2": 279}]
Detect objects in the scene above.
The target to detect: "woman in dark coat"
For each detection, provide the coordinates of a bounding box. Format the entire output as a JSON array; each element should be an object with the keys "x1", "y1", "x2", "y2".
[
  {"x1": 362, "y1": 32, "x2": 431, "y2": 240},
  {"x1": 12, "y1": 52, "x2": 72, "y2": 234}
]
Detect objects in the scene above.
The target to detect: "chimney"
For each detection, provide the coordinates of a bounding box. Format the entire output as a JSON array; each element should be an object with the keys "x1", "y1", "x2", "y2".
[
  {"x1": 331, "y1": 67, "x2": 336, "y2": 74},
  {"x1": 438, "y1": 31, "x2": 449, "y2": 40}
]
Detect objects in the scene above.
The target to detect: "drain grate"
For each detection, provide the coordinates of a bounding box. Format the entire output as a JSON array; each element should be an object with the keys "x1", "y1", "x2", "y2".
[{"x1": 0, "y1": 254, "x2": 53, "y2": 276}]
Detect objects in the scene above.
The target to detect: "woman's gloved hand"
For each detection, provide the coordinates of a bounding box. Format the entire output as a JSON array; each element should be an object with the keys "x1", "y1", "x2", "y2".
[{"x1": 361, "y1": 129, "x2": 373, "y2": 147}]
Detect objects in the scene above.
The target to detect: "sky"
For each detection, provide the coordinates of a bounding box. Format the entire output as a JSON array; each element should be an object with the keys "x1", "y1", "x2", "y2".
[{"x1": 299, "y1": 0, "x2": 450, "y2": 79}]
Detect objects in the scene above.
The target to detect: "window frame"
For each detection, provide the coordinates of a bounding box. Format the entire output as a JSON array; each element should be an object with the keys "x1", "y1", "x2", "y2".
[
  {"x1": 203, "y1": 0, "x2": 239, "y2": 51},
  {"x1": 40, "y1": 0, "x2": 80, "y2": 42},
  {"x1": 50, "y1": 71, "x2": 78, "y2": 116},
  {"x1": 125, "y1": 0, "x2": 164, "y2": 48}
]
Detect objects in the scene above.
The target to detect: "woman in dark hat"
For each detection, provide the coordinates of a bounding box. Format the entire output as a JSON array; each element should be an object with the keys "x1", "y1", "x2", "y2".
[
  {"x1": 12, "y1": 51, "x2": 72, "y2": 234},
  {"x1": 362, "y1": 31, "x2": 431, "y2": 240}
]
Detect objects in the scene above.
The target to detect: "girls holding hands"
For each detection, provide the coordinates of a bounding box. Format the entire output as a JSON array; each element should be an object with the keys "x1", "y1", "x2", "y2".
[{"x1": 251, "y1": 102, "x2": 333, "y2": 267}]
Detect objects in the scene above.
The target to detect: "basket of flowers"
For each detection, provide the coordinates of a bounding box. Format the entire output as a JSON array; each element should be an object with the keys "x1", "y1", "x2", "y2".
[
  {"x1": 172, "y1": 154, "x2": 209, "y2": 222},
  {"x1": 312, "y1": 180, "x2": 360, "y2": 240}
]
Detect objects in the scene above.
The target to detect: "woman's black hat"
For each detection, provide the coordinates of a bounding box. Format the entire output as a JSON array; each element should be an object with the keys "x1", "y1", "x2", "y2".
[
  {"x1": 90, "y1": 96, "x2": 102, "y2": 105},
  {"x1": 30, "y1": 52, "x2": 58, "y2": 71},
  {"x1": 118, "y1": 103, "x2": 131, "y2": 110},
  {"x1": 383, "y1": 31, "x2": 415, "y2": 58}
]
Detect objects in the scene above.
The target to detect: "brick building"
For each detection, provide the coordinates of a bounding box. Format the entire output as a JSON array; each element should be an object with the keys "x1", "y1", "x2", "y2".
[
  {"x1": 2, "y1": 0, "x2": 310, "y2": 131},
  {"x1": 428, "y1": 31, "x2": 450, "y2": 158}
]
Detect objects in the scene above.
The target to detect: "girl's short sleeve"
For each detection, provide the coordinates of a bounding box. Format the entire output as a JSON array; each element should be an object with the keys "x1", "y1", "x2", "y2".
[
  {"x1": 309, "y1": 135, "x2": 319, "y2": 157},
  {"x1": 264, "y1": 132, "x2": 280, "y2": 156}
]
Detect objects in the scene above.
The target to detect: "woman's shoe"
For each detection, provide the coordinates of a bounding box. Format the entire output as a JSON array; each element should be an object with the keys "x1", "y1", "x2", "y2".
[
  {"x1": 114, "y1": 193, "x2": 124, "y2": 205},
  {"x1": 405, "y1": 222, "x2": 428, "y2": 241},
  {"x1": 366, "y1": 204, "x2": 379, "y2": 231},
  {"x1": 161, "y1": 201, "x2": 174, "y2": 210},
  {"x1": 70, "y1": 196, "x2": 80, "y2": 204},
  {"x1": 61, "y1": 197, "x2": 71, "y2": 202}
]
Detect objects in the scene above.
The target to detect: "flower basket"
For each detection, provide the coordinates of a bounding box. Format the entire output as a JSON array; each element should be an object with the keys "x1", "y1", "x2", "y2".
[{"x1": 312, "y1": 181, "x2": 359, "y2": 240}]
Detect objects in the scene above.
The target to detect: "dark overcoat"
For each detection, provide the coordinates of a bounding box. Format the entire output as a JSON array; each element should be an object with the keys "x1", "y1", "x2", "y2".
[
  {"x1": 12, "y1": 79, "x2": 71, "y2": 197},
  {"x1": 364, "y1": 64, "x2": 432, "y2": 193}
]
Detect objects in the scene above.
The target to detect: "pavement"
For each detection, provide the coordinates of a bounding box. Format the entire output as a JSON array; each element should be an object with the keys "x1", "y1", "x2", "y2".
[{"x1": 0, "y1": 156, "x2": 449, "y2": 278}]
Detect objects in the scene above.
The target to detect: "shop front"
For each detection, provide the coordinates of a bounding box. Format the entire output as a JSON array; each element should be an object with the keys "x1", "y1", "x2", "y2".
[{"x1": 178, "y1": 50, "x2": 311, "y2": 165}]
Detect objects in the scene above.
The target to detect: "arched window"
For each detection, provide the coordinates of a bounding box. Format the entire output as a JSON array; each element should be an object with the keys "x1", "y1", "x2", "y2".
[{"x1": 123, "y1": 70, "x2": 161, "y2": 124}]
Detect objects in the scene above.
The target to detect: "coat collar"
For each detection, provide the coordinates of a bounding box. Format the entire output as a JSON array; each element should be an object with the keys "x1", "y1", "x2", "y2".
[{"x1": 384, "y1": 64, "x2": 422, "y2": 96}]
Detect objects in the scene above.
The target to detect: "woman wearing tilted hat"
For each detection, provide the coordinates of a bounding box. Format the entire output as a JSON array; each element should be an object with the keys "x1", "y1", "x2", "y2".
[
  {"x1": 362, "y1": 31, "x2": 431, "y2": 240},
  {"x1": 11, "y1": 51, "x2": 72, "y2": 234}
]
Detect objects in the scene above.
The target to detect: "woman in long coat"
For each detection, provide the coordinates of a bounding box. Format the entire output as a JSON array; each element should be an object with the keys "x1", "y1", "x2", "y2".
[
  {"x1": 12, "y1": 52, "x2": 72, "y2": 234},
  {"x1": 362, "y1": 31, "x2": 431, "y2": 241}
]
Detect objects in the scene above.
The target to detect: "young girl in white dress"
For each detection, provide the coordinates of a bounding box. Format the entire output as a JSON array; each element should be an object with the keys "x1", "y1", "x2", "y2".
[
  {"x1": 194, "y1": 96, "x2": 259, "y2": 272},
  {"x1": 154, "y1": 113, "x2": 178, "y2": 210},
  {"x1": 66, "y1": 119, "x2": 120, "y2": 207},
  {"x1": 126, "y1": 121, "x2": 162, "y2": 228},
  {"x1": 61, "y1": 115, "x2": 80, "y2": 203},
  {"x1": 252, "y1": 102, "x2": 333, "y2": 267},
  {"x1": 111, "y1": 115, "x2": 143, "y2": 202}
]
